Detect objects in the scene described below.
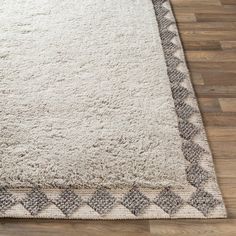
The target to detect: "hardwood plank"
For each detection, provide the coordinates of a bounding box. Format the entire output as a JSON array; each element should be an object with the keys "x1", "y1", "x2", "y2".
[
  {"x1": 224, "y1": 4, "x2": 236, "y2": 9},
  {"x1": 204, "y1": 113, "x2": 236, "y2": 126},
  {"x1": 150, "y1": 219, "x2": 236, "y2": 236},
  {"x1": 190, "y1": 72, "x2": 205, "y2": 85},
  {"x1": 178, "y1": 22, "x2": 236, "y2": 31},
  {"x1": 219, "y1": 178, "x2": 236, "y2": 197},
  {"x1": 171, "y1": 0, "x2": 222, "y2": 6},
  {"x1": 198, "y1": 98, "x2": 221, "y2": 112},
  {"x1": 210, "y1": 142, "x2": 236, "y2": 158},
  {"x1": 221, "y1": 41, "x2": 236, "y2": 50},
  {"x1": 180, "y1": 31, "x2": 236, "y2": 41},
  {"x1": 186, "y1": 51, "x2": 236, "y2": 62},
  {"x1": 173, "y1": 6, "x2": 236, "y2": 13},
  {"x1": 221, "y1": 0, "x2": 236, "y2": 5},
  {"x1": 174, "y1": 13, "x2": 196, "y2": 22},
  {"x1": 202, "y1": 72, "x2": 236, "y2": 86},
  {"x1": 219, "y1": 98, "x2": 236, "y2": 112},
  {"x1": 215, "y1": 159, "x2": 236, "y2": 177},
  {"x1": 189, "y1": 62, "x2": 236, "y2": 73},
  {"x1": 194, "y1": 85, "x2": 236, "y2": 98},
  {"x1": 218, "y1": 178, "x2": 236, "y2": 218},
  {"x1": 196, "y1": 13, "x2": 236, "y2": 22},
  {"x1": 183, "y1": 41, "x2": 222, "y2": 51},
  {"x1": 223, "y1": 198, "x2": 236, "y2": 218},
  {"x1": 206, "y1": 127, "x2": 236, "y2": 141},
  {"x1": 0, "y1": 220, "x2": 150, "y2": 236}
]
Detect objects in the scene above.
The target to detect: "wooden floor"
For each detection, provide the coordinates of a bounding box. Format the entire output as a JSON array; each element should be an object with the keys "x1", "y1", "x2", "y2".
[{"x1": 1, "y1": 0, "x2": 236, "y2": 235}]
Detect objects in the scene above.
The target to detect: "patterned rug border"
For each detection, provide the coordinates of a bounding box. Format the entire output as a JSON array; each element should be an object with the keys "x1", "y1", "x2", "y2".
[{"x1": 0, "y1": 0, "x2": 226, "y2": 219}]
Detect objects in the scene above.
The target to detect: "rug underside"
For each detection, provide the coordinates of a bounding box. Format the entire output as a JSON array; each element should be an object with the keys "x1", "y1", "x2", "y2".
[{"x1": 0, "y1": 0, "x2": 226, "y2": 219}]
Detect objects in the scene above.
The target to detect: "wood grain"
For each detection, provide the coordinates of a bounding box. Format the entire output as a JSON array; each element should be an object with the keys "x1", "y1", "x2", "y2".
[
  {"x1": 150, "y1": 219, "x2": 236, "y2": 236},
  {"x1": 202, "y1": 72, "x2": 236, "y2": 86},
  {"x1": 0, "y1": 0, "x2": 236, "y2": 235},
  {"x1": 219, "y1": 98, "x2": 236, "y2": 112},
  {"x1": 221, "y1": 41, "x2": 236, "y2": 50},
  {"x1": 203, "y1": 113, "x2": 236, "y2": 126}
]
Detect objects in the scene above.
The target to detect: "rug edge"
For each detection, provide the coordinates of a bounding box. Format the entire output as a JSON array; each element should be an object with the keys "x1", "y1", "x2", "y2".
[{"x1": 0, "y1": 0, "x2": 227, "y2": 219}]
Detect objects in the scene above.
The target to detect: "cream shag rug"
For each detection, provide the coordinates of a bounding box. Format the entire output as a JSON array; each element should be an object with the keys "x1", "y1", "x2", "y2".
[{"x1": 0, "y1": 0, "x2": 226, "y2": 219}]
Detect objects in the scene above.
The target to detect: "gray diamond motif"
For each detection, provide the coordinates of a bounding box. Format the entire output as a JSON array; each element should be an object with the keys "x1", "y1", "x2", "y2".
[
  {"x1": 188, "y1": 189, "x2": 221, "y2": 216},
  {"x1": 179, "y1": 120, "x2": 199, "y2": 140},
  {"x1": 122, "y1": 187, "x2": 150, "y2": 216},
  {"x1": 159, "y1": 17, "x2": 172, "y2": 29},
  {"x1": 88, "y1": 187, "x2": 116, "y2": 215},
  {"x1": 171, "y1": 84, "x2": 190, "y2": 101},
  {"x1": 160, "y1": 30, "x2": 177, "y2": 44},
  {"x1": 53, "y1": 189, "x2": 82, "y2": 216},
  {"x1": 159, "y1": 0, "x2": 168, "y2": 5},
  {"x1": 163, "y1": 42, "x2": 178, "y2": 55},
  {"x1": 168, "y1": 69, "x2": 186, "y2": 84},
  {"x1": 21, "y1": 188, "x2": 50, "y2": 216},
  {"x1": 182, "y1": 141, "x2": 205, "y2": 163},
  {"x1": 166, "y1": 56, "x2": 182, "y2": 69},
  {"x1": 0, "y1": 187, "x2": 17, "y2": 213},
  {"x1": 186, "y1": 164, "x2": 209, "y2": 187},
  {"x1": 175, "y1": 101, "x2": 195, "y2": 120},
  {"x1": 154, "y1": 4, "x2": 169, "y2": 19},
  {"x1": 154, "y1": 187, "x2": 184, "y2": 215}
]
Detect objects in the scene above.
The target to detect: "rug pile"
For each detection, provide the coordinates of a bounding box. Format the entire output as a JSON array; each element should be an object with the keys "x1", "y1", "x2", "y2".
[{"x1": 0, "y1": 0, "x2": 226, "y2": 219}]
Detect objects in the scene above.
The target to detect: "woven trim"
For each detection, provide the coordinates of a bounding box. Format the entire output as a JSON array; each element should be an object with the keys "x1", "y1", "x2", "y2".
[{"x1": 0, "y1": 0, "x2": 226, "y2": 219}]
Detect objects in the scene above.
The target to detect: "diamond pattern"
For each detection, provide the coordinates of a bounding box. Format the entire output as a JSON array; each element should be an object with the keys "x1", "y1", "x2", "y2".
[
  {"x1": 0, "y1": 188, "x2": 17, "y2": 213},
  {"x1": 154, "y1": 0, "x2": 168, "y2": 5},
  {"x1": 53, "y1": 189, "x2": 82, "y2": 216},
  {"x1": 182, "y1": 141, "x2": 206, "y2": 163},
  {"x1": 88, "y1": 187, "x2": 116, "y2": 215},
  {"x1": 179, "y1": 120, "x2": 199, "y2": 140},
  {"x1": 168, "y1": 68, "x2": 186, "y2": 84},
  {"x1": 154, "y1": 187, "x2": 184, "y2": 215},
  {"x1": 188, "y1": 189, "x2": 221, "y2": 216},
  {"x1": 154, "y1": 3, "x2": 169, "y2": 17},
  {"x1": 163, "y1": 42, "x2": 179, "y2": 56},
  {"x1": 21, "y1": 188, "x2": 50, "y2": 216},
  {"x1": 159, "y1": 17, "x2": 172, "y2": 29},
  {"x1": 175, "y1": 101, "x2": 195, "y2": 120},
  {"x1": 186, "y1": 164, "x2": 209, "y2": 187},
  {"x1": 166, "y1": 56, "x2": 182, "y2": 69},
  {"x1": 171, "y1": 84, "x2": 190, "y2": 101},
  {"x1": 122, "y1": 188, "x2": 150, "y2": 216},
  {"x1": 160, "y1": 30, "x2": 177, "y2": 44}
]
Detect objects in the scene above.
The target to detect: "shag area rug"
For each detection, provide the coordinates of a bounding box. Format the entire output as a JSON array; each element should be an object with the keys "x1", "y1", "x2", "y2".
[{"x1": 0, "y1": 0, "x2": 226, "y2": 219}]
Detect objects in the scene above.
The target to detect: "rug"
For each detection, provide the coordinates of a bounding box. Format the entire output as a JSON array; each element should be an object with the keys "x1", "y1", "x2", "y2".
[{"x1": 0, "y1": 0, "x2": 226, "y2": 219}]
